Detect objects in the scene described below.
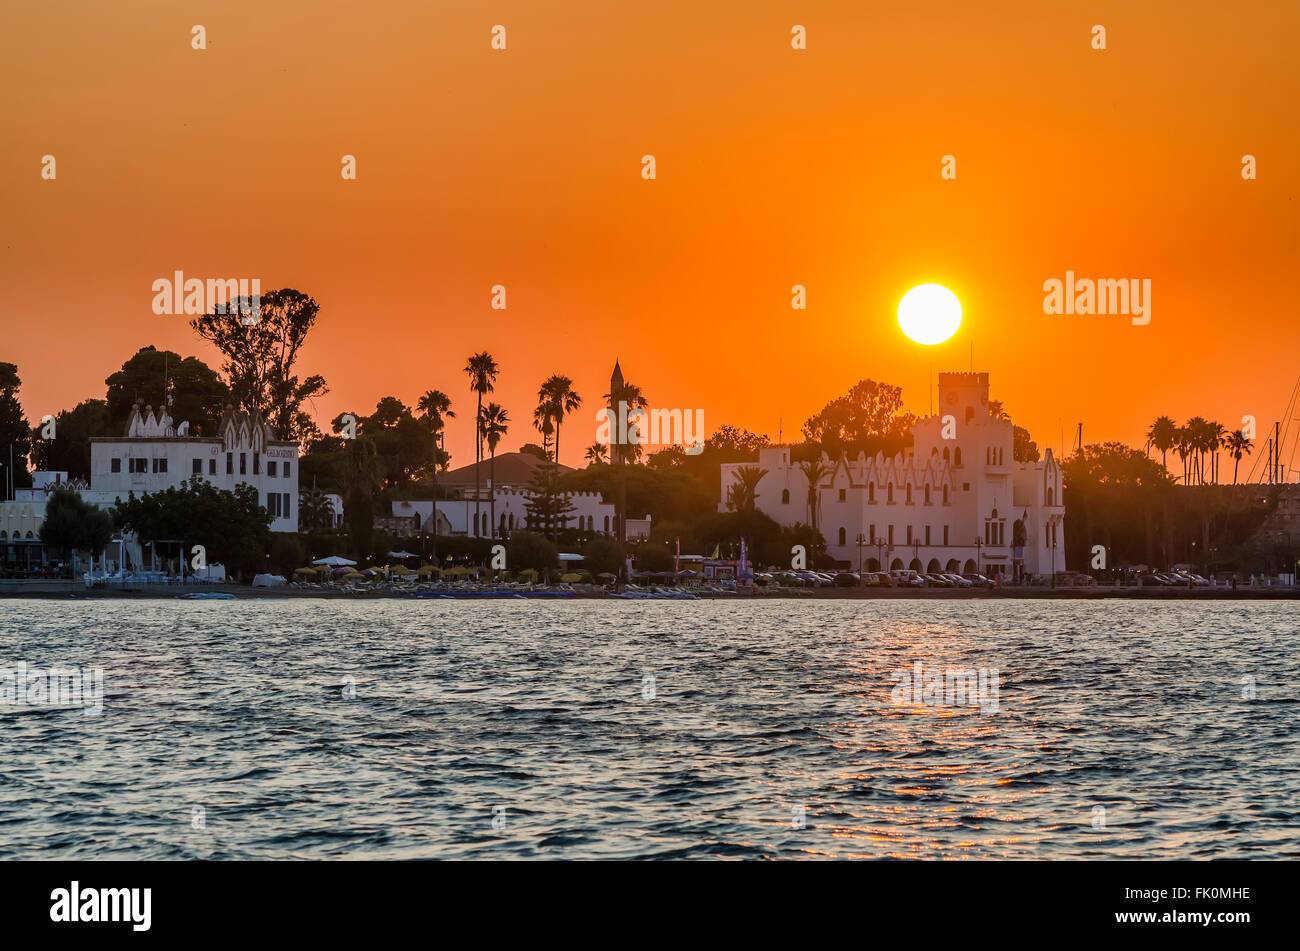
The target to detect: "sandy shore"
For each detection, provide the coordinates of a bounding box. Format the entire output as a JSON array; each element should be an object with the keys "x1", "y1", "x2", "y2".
[{"x1": 1, "y1": 580, "x2": 1295, "y2": 600}]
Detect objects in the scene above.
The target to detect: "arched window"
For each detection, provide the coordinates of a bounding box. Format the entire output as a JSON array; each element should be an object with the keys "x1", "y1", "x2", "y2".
[
  {"x1": 943, "y1": 448, "x2": 950, "y2": 463},
  {"x1": 781, "y1": 488, "x2": 790, "y2": 504},
  {"x1": 943, "y1": 485, "x2": 949, "y2": 504},
  {"x1": 954, "y1": 448, "x2": 962, "y2": 467},
  {"x1": 838, "y1": 527, "x2": 846, "y2": 545},
  {"x1": 604, "y1": 515, "x2": 610, "y2": 533},
  {"x1": 508, "y1": 513, "x2": 515, "y2": 530},
  {"x1": 887, "y1": 483, "x2": 894, "y2": 503},
  {"x1": 905, "y1": 484, "x2": 912, "y2": 504},
  {"x1": 924, "y1": 485, "x2": 931, "y2": 504},
  {"x1": 1047, "y1": 487, "x2": 1054, "y2": 506},
  {"x1": 965, "y1": 406, "x2": 975, "y2": 423},
  {"x1": 868, "y1": 482, "x2": 875, "y2": 503}
]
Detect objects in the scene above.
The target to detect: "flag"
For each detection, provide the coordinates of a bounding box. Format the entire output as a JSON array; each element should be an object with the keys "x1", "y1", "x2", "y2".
[{"x1": 711, "y1": 543, "x2": 720, "y2": 560}]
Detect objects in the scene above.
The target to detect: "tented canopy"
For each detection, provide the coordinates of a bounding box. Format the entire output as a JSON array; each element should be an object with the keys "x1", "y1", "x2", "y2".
[{"x1": 313, "y1": 555, "x2": 357, "y2": 567}]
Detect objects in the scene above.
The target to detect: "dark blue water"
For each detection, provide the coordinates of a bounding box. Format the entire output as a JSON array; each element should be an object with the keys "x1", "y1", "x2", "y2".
[{"x1": 1, "y1": 599, "x2": 1296, "y2": 858}]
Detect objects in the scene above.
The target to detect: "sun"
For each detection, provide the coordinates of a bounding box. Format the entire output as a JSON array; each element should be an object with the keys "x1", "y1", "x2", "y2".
[{"x1": 897, "y1": 284, "x2": 962, "y2": 345}]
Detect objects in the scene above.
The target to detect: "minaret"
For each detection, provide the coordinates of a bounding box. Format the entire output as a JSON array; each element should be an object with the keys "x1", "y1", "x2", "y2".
[{"x1": 610, "y1": 360, "x2": 627, "y2": 583}]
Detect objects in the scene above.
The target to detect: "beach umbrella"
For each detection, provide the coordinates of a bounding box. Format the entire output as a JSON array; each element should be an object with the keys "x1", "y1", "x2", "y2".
[
  {"x1": 390, "y1": 565, "x2": 415, "y2": 576},
  {"x1": 341, "y1": 569, "x2": 366, "y2": 579},
  {"x1": 294, "y1": 566, "x2": 317, "y2": 575},
  {"x1": 518, "y1": 568, "x2": 539, "y2": 580},
  {"x1": 560, "y1": 572, "x2": 583, "y2": 583},
  {"x1": 416, "y1": 564, "x2": 439, "y2": 576},
  {"x1": 596, "y1": 572, "x2": 616, "y2": 580},
  {"x1": 313, "y1": 555, "x2": 357, "y2": 567}
]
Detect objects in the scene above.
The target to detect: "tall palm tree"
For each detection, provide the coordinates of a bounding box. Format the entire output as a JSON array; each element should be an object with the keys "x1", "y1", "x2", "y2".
[
  {"x1": 1224, "y1": 429, "x2": 1253, "y2": 484},
  {"x1": 799, "y1": 457, "x2": 830, "y2": 532},
  {"x1": 1208, "y1": 420, "x2": 1226, "y2": 484},
  {"x1": 479, "y1": 402, "x2": 509, "y2": 538},
  {"x1": 1148, "y1": 416, "x2": 1177, "y2": 475},
  {"x1": 532, "y1": 404, "x2": 555, "y2": 460},
  {"x1": 463, "y1": 352, "x2": 499, "y2": 537},
  {"x1": 728, "y1": 466, "x2": 767, "y2": 513},
  {"x1": 298, "y1": 479, "x2": 335, "y2": 533},
  {"x1": 585, "y1": 442, "x2": 607, "y2": 465},
  {"x1": 537, "y1": 375, "x2": 583, "y2": 466},
  {"x1": 1186, "y1": 416, "x2": 1213, "y2": 485},
  {"x1": 1173, "y1": 425, "x2": 1192, "y2": 485},
  {"x1": 415, "y1": 389, "x2": 454, "y2": 561}
]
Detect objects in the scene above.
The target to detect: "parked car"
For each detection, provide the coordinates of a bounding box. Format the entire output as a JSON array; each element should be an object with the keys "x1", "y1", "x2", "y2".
[
  {"x1": 1138, "y1": 573, "x2": 1169, "y2": 586},
  {"x1": 941, "y1": 572, "x2": 973, "y2": 587},
  {"x1": 962, "y1": 573, "x2": 992, "y2": 587},
  {"x1": 834, "y1": 571, "x2": 861, "y2": 587},
  {"x1": 865, "y1": 571, "x2": 893, "y2": 586}
]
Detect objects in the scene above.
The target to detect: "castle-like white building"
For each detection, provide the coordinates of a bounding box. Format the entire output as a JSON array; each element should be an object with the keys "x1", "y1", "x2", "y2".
[
  {"x1": 719, "y1": 372, "x2": 1066, "y2": 580},
  {"x1": 88, "y1": 400, "x2": 300, "y2": 533}
]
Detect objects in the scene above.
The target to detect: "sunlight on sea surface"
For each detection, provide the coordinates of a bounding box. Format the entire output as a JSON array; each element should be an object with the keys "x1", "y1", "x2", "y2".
[{"x1": 1, "y1": 599, "x2": 1296, "y2": 859}]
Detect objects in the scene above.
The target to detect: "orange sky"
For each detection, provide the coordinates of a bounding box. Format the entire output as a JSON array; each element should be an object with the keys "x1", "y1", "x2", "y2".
[{"x1": 3, "y1": 1, "x2": 1298, "y2": 469}]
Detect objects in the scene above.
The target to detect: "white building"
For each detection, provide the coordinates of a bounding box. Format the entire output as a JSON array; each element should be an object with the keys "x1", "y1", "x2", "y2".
[
  {"x1": 391, "y1": 487, "x2": 627, "y2": 539},
  {"x1": 88, "y1": 401, "x2": 300, "y2": 533},
  {"x1": 719, "y1": 372, "x2": 1065, "y2": 580}
]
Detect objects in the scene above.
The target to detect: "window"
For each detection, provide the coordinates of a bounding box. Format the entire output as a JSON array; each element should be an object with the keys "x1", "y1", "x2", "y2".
[
  {"x1": 268, "y1": 460, "x2": 277, "y2": 477},
  {"x1": 226, "y1": 453, "x2": 233, "y2": 475},
  {"x1": 267, "y1": 493, "x2": 280, "y2": 518},
  {"x1": 192, "y1": 458, "x2": 203, "y2": 474},
  {"x1": 1047, "y1": 487, "x2": 1054, "y2": 506},
  {"x1": 888, "y1": 525, "x2": 894, "y2": 544},
  {"x1": 924, "y1": 485, "x2": 931, "y2": 504},
  {"x1": 283, "y1": 494, "x2": 290, "y2": 521},
  {"x1": 111, "y1": 458, "x2": 121, "y2": 473},
  {"x1": 943, "y1": 525, "x2": 949, "y2": 545},
  {"x1": 838, "y1": 488, "x2": 846, "y2": 502},
  {"x1": 925, "y1": 526, "x2": 931, "y2": 545},
  {"x1": 943, "y1": 485, "x2": 949, "y2": 504},
  {"x1": 152, "y1": 458, "x2": 167, "y2": 473},
  {"x1": 239, "y1": 453, "x2": 247, "y2": 475},
  {"x1": 869, "y1": 523, "x2": 876, "y2": 542},
  {"x1": 905, "y1": 484, "x2": 912, "y2": 504},
  {"x1": 954, "y1": 448, "x2": 962, "y2": 466},
  {"x1": 253, "y1": 452, "x2": 260, "y2": 475},
  {"x1": 838, "y1": 527, "x2": 846, "y2": 545},
  {"x1": 782, "y1": 489, "x2": 790, "y2": 504},
  {"x1": 209, "y1": 458, "x2": 216, "y2": 475},
  {"x1": 962, "y1": 482, "x2": 970, "y2": 491},
  {"x1": 130, "y1": 458, "x2": 148, "y2": 473},
  {"x1": 868, "y1": 482, "x2": 875, "y2": 503},
  {"x1": 906, "y1": 525, "x2": 913, "y2": 544},
  {"x1": 887, "y1": 484, "x2": 894, "y2": 504},
  {"x1": 509, "y1": 513, "x2": 515, "y2": 530},
  {"x1": 283, "y1": 461, "x2": 291, "y2": 478},
  {"x1": 943, "y1": 447, "x2": 950, "y2": 463},
  {"x1": 965, "y1": 406, "x2": 975, "y2": 423}
]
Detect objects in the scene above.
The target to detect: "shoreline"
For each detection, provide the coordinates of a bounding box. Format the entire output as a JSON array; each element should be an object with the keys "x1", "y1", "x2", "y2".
[{"x1": 1, "y1": 581, "x2": 1296, "y2": 601}]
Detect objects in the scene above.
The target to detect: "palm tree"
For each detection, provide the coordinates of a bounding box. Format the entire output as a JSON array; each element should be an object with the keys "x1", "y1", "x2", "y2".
[
  {"x1": 1148, "y1": 416, "x2": 1177, "y2": 474},
  {"x1": 532, "y1": 403, "x2": 555, "y2": 460},
  {"x1": 728, "y1": 466, "x2": 767, "y2": 513},
  {"x1": 415, "y1": 389, "x2": 454, "y2": 562},
  {"x1": 463, "y1": 352, "x2": 499, "y2": 537},
  {"x1": 1224, "y1": 429, "x2": 1253, "y2": 484},
  {"x1": 1173, "y1": 425, "x2": 1192, "y2": 485},
  {"x1": 798, "y1": 457, "x2": 830, "y2": 532},
  {"x1": 1186, "y1": 416, "x2": 1213, "y2": 485},
  {"x1": 537, "y1": 375, "x2": 582, "y2": 467},
  {"x1": 1208, "y1": 420, "x2": 1226, "y2": 484},
  {"x1": 585, "y1": 442, "x2": 607, "y2": 465},
  {"x1": 479, "y1": 402, "x2": 510, "y2": 538},
  {"x1": 298, "y1": 479, "x2": 335, "y2": 533}
]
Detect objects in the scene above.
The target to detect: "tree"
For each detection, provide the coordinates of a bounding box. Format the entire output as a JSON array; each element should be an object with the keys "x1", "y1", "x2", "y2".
[
  {"x1": 33, "y1": 399, "x2": 113, "y2": 480},
  {"x1": 798, "y1": 457, "x2": 831, "y2": 532},
  {"x1": 1013, "y1": 425, "x2": 1040, "y2": 463},
  {"x1": 584, "y1": 442, "x2": 608, "y2": 465},
  {"x1": 602, "y1": 378, "x2": 648, "y2": 465},
  {"x1": 480, "y1": 402, "x2": 510, "y2": 538},
  {"x1": 801, "y1": 379, "x2": 914, "y2": 458},
  {"x1": 0, "y1": 362, "x2": 33, "y2": 490},
  {"x1": 104, "y1": 346, "x2": 229, "y2": 434},
  {"x1": 342, "y1": 437, "x2": 383, "y2": 560},
  {"x1": 532, "y1": 402, "x2": 555, "y2": 460},
  {"x1": 581, "y1": 535, "x2": 625, "y2": 576},
  {"x1": 1147, "y1": 416, "x2": 1177, "y2": 475},
  {"x1": 113, "y1": 476, "x2": 271, "y2": 579},
  {"x1": 524, "y1": 463, "x2": 575, "y2": 542},
  {"x1": 727, "y1": 466, "x2": 767, "y2": 513},
  {"x1": 39, "y1": 487, "x2": 113, "y2": 572},
  {"x1": 1224, "y1": 429, "x2": 1253, "y2": 484},
  {"x1": 537, "y1": 375, "x2": 582, "y2": 466},
  {"x1": 506, "y1": 530, "x2": 559, "y2": 576},
  {"x1": 416, "y1": 389, "x2": 455, "y2": 474},
  {"x1": 189, "y1": 288, "x2": 328, "y2": 442},
  {"x1": 519, "y1": 443, "x2": 548, "y2": 462},
  {"x1": 298, "y1": 481, "x2": 336, "y2": 532},
  {"x1": 464, "y1": 352, "x2": 500, "y2": 536}
]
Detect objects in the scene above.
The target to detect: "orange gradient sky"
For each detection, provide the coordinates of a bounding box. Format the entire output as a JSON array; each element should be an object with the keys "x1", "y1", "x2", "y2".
[{"x1": 3, "y1": 1, "x2": 1298, "y2": 468}]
